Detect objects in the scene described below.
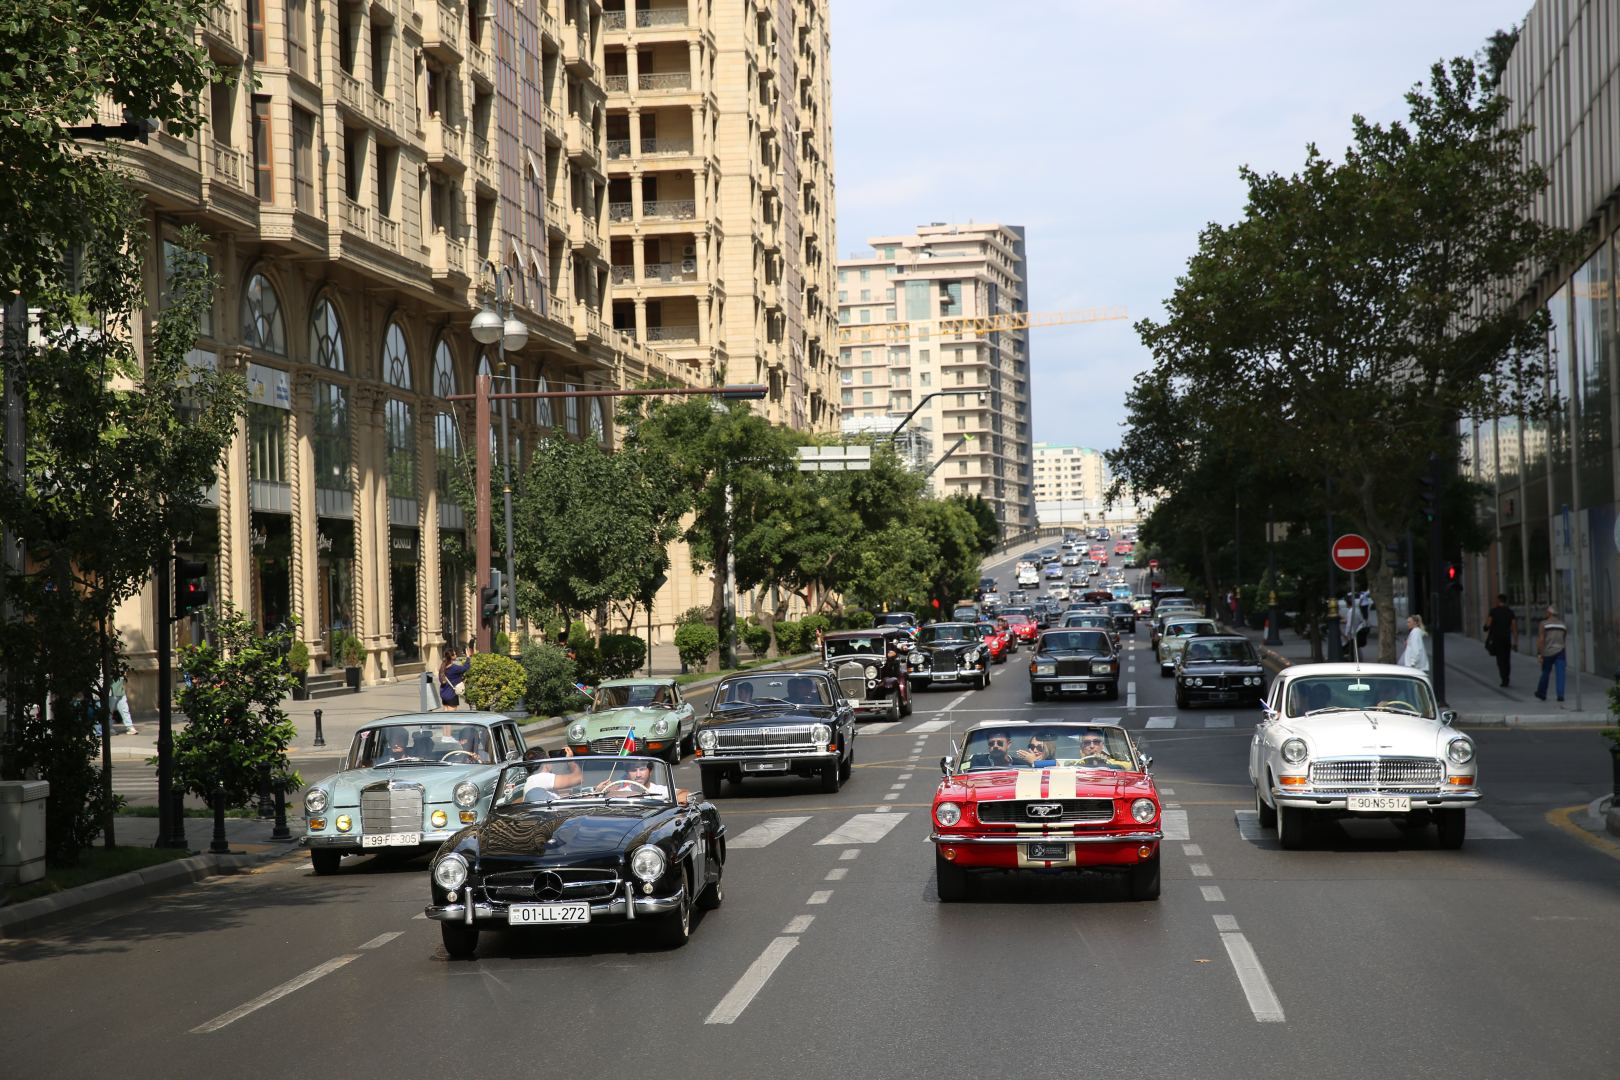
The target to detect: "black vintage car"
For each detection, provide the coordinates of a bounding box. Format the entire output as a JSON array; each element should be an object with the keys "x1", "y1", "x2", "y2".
[
  {"x1": 907, "y1": 621, "x2": 993, "y2": 691},
  {"x1": 426, "y1": 756, "x2": 725, "y2": 957},
  {"x1": 695, "y1": 670, "x2": 857, "y2": 796},
  {"x1": 822, "y1": 627, "x2": 914, "y2": 721},
  {"x1": 1028, "y1": 628, "x2": 1120, "y2": 701},
  {"x1": 1106, "y1": 599, "x2": 1137, "y2": 634},
  {"x1": 1174, "y1": 634, "x2": 1267, "y2": 708}
]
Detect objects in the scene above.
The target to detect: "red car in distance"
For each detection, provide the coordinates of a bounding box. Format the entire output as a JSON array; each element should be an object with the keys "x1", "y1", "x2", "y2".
[
  {"x1": 1000, "y1": 612, "x2": 1039, "y2": 644},
  {"x1": 931, "y1": 721, "x2": 1163, "y2": 901},
  {"x1": 970, "y1": 620, "x2": 1012, "y2": 663},
  {"x1": 1089, "y1": 544, "x2": 1109, "y2": 566}
]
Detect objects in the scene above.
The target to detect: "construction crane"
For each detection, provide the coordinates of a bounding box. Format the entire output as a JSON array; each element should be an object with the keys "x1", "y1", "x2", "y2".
[{"x1": 835, "y1": 306, "x2": 1128, "y2": 347}]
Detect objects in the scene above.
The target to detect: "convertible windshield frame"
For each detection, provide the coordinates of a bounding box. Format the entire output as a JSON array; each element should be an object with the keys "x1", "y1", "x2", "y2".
[
  {"x1": 955, "y1": 726, "x2": 1138, "y2": 773},
  {"x1": 495, "y1": 757, "x2": 678, "y2": 809}
]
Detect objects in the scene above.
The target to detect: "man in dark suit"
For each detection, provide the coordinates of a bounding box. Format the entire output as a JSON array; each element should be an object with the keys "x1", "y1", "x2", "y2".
[{"x1": 1484, "y1": 595, "x2": 1518, "y2": 687}]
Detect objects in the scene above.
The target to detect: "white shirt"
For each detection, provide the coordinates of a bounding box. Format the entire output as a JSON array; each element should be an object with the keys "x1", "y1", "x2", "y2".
[{"x1": 1402, "y1": 627, "x2": 1429, "y2": 673}]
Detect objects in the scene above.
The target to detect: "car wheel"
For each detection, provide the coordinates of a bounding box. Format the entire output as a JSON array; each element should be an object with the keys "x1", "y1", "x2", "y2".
[
  {"x1": 820, "y1": 758, "x2": 842, "y2": 793},
  {"x1": 1254, "y1": 783, "x2": 1276, "y2": 828},
  {"x1": 935, "y1": 851, "x2": 971, "y2": 902},
  {"x1": 1175, "y1": 688, "x2": 1188, "y2": 709},
  {"x1": 900, "y1": 689, "x2": 913, "y2": 717},
  {"x1": 696, "y1": 875, "x2": 724, "y2": 911},
  {"x1": 838, "y1": 742, "x2": 853, "y2": 781},
  {"x1": 886, "y1": 698, "x2": 901, "y2": 722},
  {"x1": 652, "y1": 868, "x2": 692, "y2": 948},
  {"x1": 1128, "y1": 851, "x2": 1161, "y2": 901},
  {"x1": 700, "y1": 768, "x2": 723, "y2": 799},
  {"x1": 1277, "y1": 802, "x2": 1312, "y2": 850},
  {"x1": 310, "y1": 849, "x2": 342, "y2": 876},
  {"x1": 1107, "y1": 681, "x2": 1119, "y2": 701},
  {"x1": 665, "y1": 740, "x2": 683, "y2": 765},
  {"x1": 440, "y1": 920, "x2": 479, "y2": 959},
  {"x1": 1435, "y1": 808, "x2": 1467, "y2": 849}
]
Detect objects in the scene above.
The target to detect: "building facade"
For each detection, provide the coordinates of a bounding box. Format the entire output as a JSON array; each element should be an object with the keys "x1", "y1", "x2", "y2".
[
  {"x1": 1461, "y1": 0, "x2": 1618, "y2": 686},
  {"x1": 1031, "y1": 442, "x2": 1110, "y2": 526},
  {"x1": 836, "y1": 224, "x2": 1035, "y2": 534}
]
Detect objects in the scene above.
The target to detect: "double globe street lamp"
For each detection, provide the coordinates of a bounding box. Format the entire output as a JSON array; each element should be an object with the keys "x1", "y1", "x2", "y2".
[{"x1": 470, "y1": 269, "x2": 529, "y2": 656}]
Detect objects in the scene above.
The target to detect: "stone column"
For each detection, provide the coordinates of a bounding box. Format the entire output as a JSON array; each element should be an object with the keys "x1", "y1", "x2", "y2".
[
  {"x1": 215, "y1": 347, "x2": 254, "y2": 618},
  {"x1": 349, "y1": 383, "x2": 381, "y2": 684},
  {"x1": 288, "y1": 368, "x2": 320, "y2": 656}
]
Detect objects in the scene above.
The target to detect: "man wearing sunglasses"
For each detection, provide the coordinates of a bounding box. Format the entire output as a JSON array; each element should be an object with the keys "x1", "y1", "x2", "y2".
[{"x1": 1075, "y1": 730, "x2": 1130, "y2": 771}]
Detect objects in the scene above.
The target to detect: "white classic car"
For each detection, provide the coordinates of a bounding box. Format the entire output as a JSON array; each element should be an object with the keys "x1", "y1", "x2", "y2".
[{"x1": 1249, "y1": 663, "x2": 1479, "y2": 849}]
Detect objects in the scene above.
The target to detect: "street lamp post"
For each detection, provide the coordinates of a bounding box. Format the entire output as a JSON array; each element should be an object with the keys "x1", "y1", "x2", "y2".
[
  {"x1": 470, "y1": 267, "x2": 529, "y2": 656},
  {"x1": 1265, "y1": 508, "x2": 1283, "y2": 646},
  {"x1": 886, "y1": 390, "x2": 987, "y2": 445}
]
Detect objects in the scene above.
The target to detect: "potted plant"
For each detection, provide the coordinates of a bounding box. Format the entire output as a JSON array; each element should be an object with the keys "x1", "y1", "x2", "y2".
[
  {"x1": 341, "y1": 633, "x2": 365, "y2": 691},
  {"x1": 287, "y1": 640, "x2": 310, "y2": 700}
]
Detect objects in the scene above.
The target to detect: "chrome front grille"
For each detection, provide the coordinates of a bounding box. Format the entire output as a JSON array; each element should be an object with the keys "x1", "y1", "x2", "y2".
[
  {"x1": 590, "y1": 737, "x2": 626, "y2": 754},
  {"x1": 711, "y1": 725, "x2": 819, "y2": 754},
  {"x1": 482, "y1": 868, "x2": 621, "y2": 903},
  {"x1": 977, "y1": 798, "x2": 1116, "y2": 824},
  {"x1": 1308, "y1": 757, "x2": 1444, "y2": 792},
  {"x1": 1054, "y1": 660, "x2": 1097, "y2": 677},
  {"x1": 360, "y1": 783, "x2": 424, "y2": 834}
]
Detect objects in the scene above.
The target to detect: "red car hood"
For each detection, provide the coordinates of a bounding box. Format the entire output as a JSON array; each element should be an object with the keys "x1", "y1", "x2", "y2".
[{"x1": 939, "y1": 767, "x2": 1155, "y2": 801}]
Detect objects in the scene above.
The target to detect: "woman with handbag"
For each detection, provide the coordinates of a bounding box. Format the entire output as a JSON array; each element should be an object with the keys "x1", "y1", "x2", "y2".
[{"x1": 439, "y1": 650, "x2": 470, "y2": 710}]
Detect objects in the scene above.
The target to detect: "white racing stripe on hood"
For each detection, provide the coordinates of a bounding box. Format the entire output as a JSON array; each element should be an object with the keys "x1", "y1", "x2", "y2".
[
  {"x1": 1047, "y1": 768, "x2": 1078, "y2": 799},
  {"x1": 1015, "y1": 770, "x2": 1044, "y2": 799}
]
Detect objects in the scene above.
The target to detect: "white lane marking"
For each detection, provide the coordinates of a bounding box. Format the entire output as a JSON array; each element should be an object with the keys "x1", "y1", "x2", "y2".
[
  {"x1": 1190, "y1": 863, "x2": 1213, "y2": 877},
  {"x1": 816, "y1": 813, "x2": 908, "y2": 845},
  {"x1": 1468, "y1": 810, "x2": 1521, "y2": 839},
  {"x1": 1205, "y1": 715, "x2": 1235, "y2": 728},
  {"x1": 890, "y1": 783, "x2": 907, "y2": 791},
  {"x1": 1182, "y1": 844, "x2": 1203, "y2": 857},
  {"x1": 1234, "y1": 808, "x2": 1268, "y2": 841},
  {"x1": 875, "y1": 805, "x2": 893, "y2": 813},
  {"x1": 1161, "y1": 787, "x2": 1176, "y2": 795},
  {"x1": 824, "y1": 867, "x2": 848, "y2": 881},
  {"x1": 882, "y1": 793, "x2": 900, "y2": 801},
  {"x1": 806, "y1": 890, "x2": 833, "y2": 905},
  {"x1": 1214, "y1": 914, "x2": 1240, "y2": 932},
  {"x1": 1200, "y1": 886, "x2": 1226, "y2": 902},
  {"x1": 412, "y1": 912, "x2": 429, "y2": 920},
  {"x1": 897, "y1": 773, "x2": 913, "y2": 781},
  {"x1": 1145, "y1": 716, "x2": 1175, "y2": 729},
  {"x1": 357, "y1": 932, "x2": 402, "y2": 950},
  {"x1": 1221, "y1": 932, "x2": 1286, "y2": 1022},
  {"x1": 942, "y1": 691, "x2": 972, "y2": 712},
  {"x1": 1126, "y1": 682, "x2": 1137, "y2": 708},
  {"x1": 1092, "y1": 717, "x2": 1122, "y2": 724},
  {"x1": 729, "y1": 816, "x2": 812, "y2": 849},
  {"x1": 862, "y1": 722, "x2": 900, "y2": 734},
  {"x1": 909, "y1": 719, "x2": 953, "y2": 733},
  {"x1": 705, "y1": 937, "x2": 799, "y2": 1025},
  {"x1": 782, "y1": 915, "x2": 815, "y2": 934},
  {"x1": 1165, "y1": 801, "x2": 1182, "y2": 809},
  {"x1": 190, "y1": 954, "x2": 361, "y2": 1034},
  {"x1": 1160, "y1": 809, "x2": 1190, "y2": 841},
  {"x1": 840, "y1": 849, "x2": 861, "y2": 861}
]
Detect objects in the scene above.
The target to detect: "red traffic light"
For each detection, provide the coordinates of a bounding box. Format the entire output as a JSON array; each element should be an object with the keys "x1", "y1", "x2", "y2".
[{"x1": 930, "y1": 598, "x2": 940, "y2": 609}]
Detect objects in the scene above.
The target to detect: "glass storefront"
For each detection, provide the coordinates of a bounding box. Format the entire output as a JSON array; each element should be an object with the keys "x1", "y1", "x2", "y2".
[
  {"x1": 251, "y1": 512, "x2": 292, "y2": 633},
  {"x1": 318, "y1": 521, "x2": 355, "y2": 668},
  {"x1": 391, "y1": 527, "x2": 419, "y2": 662}
]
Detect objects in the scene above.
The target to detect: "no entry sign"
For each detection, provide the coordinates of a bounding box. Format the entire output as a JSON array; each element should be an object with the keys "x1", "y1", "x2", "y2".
[{"x1": 1331, "y1": 533, "x2": 1372, "y2": 574}]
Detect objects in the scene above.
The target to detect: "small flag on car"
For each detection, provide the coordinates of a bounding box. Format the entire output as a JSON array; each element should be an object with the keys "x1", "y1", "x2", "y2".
[
  {"x1": 573, "y1": 682, "x2": 594, "y2": 699},
  {"x1": 621, "y1": 728, "x2": 638, "y2": 756}
]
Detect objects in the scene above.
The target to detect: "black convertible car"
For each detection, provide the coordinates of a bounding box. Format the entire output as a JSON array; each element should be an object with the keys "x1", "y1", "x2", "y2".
[
  {"x1": 426, "y1": 756, "x2": 725, "y2": 957},
  {"x1": 694, "y1": 670, "x2": 858, "y2": 796},
  {"x1": 1174, "y1": 634, "x2": 1267, "y2": 708}
]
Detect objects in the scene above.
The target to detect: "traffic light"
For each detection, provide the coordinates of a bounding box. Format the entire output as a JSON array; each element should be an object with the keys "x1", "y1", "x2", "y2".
[
  {"x1": 480, "y1": 570, "x2": 504, "y2": 627},
  {"x1": 1419, "y1": 459, "x2": 1439, "y2": 523},
  {"x1": 1445, "y1": 562, "x2": 1462, "y2": 592},
  {"x1": 1384, "y1": 542, "x2": 1407, "y2": 576},
  {"x1": 173, "y1": 557, "x2": 210, "y2": 619}
]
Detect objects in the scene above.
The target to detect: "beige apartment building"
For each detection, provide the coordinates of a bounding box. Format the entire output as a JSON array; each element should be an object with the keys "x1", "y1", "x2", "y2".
[
  {"x1": 836, "y1": 223, "x2": 1035, "y2": 535},
  {"x1": 1031, "y1": 442, "x2": 1109, "y2": 525}
]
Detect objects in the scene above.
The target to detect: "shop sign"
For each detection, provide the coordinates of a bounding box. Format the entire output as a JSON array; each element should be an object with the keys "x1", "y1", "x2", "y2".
[{"x1": 247, "y1": 363, "x2": 291, "y2": 409}]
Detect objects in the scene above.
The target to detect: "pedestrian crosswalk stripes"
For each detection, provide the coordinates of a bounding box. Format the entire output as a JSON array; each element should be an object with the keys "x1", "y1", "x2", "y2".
[
  {"x1": 1205, "y1": 715, "x2": 1235, "y2": 728},
  {"x1": 1145, "y1": 716, "x2": 1176, "y2": 729},
  {"x1": 729, "y1": 816, "x2": 812, "y2": 849},
  {"x1": 814, "y1": 812, "x2": 909, "y2": 846},
  {"x1": 860, "y1": 722, "x2": 900, "y2": 734},
  {"x1": 907, "y1": 719, "x2": 953, "y2": 733}
]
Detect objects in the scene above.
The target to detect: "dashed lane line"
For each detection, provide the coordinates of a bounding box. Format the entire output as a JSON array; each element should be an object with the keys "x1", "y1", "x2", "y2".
[
  {"x1": 190, "y1": 954, "x2": 361, "y2": 1034},
  {"x1": 806, "y1": 890, "x2": 833, "y2": 905},
  {"x1": 1200, "y1": 886, "x2": 1225, "y2": 902},
  {"x1": 782, "y1": 915, "x2": 815, "y2": 934},
  {"x1": 908, "y1": 719, "x2": 953, "y2": 733},
  {"x1": 1205, "y1": 715, "x2": 1235, "y2": 728},
  {"x1": 705, "y1": 937, "x2": 799, "y2": 1025},
  {"x1": 1160, "y1": 809, "x2": 1190, "y2": 841},
  {"x1": 1221, "y1": 931, "x2": 1286, "y2": 1022},
  {"x1": 1190, "y1": 863, "x2": 1213, "y2": 877}
]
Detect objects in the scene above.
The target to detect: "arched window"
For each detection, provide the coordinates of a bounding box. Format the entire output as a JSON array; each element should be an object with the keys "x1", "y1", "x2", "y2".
[
  {"x1": 382, "y1": 322, "x2": 412, "y2": 389},
  {"x1": 434, "y1": 340, "x2": 461, "y2": 499},
  {"x1": 434, "y1": 339, "x2": 456, "y2": 398},
  {"x1": 242, "y1": 273, "x2": 286, "y2": 355},
  {"x1": 310, "y1": 298, "x2": 346, "y2": 371},
  {"x1": 382, "y1": 322, "x2": 414, "y2": 498},
  {"x1": 535, "y1": 374, "x2": 553, "y2": 429},
  {"x1": 564, "y1": 383, "x2": 579, "y2": 436},
  {"x1": 590, "y1": 398, "x2": 605, "y2": 442}
]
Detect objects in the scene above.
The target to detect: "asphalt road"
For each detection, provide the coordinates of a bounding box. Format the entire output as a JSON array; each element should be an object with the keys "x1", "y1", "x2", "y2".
[{"x1": 4, "y1": 544, "x2": 1619, "y2": 1080}]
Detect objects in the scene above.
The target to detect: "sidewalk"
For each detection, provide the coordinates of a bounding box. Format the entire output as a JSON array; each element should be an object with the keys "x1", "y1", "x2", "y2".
[{"x1": 1228, "y1": 622, "x2": 1613, "y2": 727}]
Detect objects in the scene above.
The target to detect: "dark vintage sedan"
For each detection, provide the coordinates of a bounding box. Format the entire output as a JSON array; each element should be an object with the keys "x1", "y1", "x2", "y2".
[
  {"x1": 1106, "y1": 599, "x2": 1137, "y2": 634},
  {"x1": 1028, "y1": 628, "x2": 1120, "y2": 701},
  {"x1": 908, "y1": 621, "x2": 993, "y2": 690},
  {"x1": 1175, "y1": 634, "x2": 1267, "y2": 708},
  {"x1": 694, "y1": 670, "x2": 857, "y2": 796},
  {"x1": 821, "y1": 627, "x2": 914, "y2": 721},
  {"x1": 426, "y1": 756, "x2": 726, "y2": 957}
]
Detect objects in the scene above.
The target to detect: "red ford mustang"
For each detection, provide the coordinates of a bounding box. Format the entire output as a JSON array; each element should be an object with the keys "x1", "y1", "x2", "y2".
[
  {"x1": 972, "y1": 619, "x2": 1012, "y2": 663},
  {"x1": 1001, "y1": 613, "x2": 1039, "y2": 644},
  {"x1": 930, "y1": 721, "x2": 1162, "y2": 901}
]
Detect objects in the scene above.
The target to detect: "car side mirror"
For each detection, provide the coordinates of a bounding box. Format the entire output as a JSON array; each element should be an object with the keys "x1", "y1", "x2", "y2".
[
  {"x1": 1140, "y1": 754, "x2": 1153, "y2": 770},
  {"x1": 1440, "y1": 709, "x2": 1457, "y2": 726},
  {"x1": 940, "y1": 755, "x2": 952, "y2": 776}
]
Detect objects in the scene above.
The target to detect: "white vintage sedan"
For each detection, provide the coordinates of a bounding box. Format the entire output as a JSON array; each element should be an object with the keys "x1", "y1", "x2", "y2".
[{"x1": 1249, "y1": 663, "x2": 1479, "y2": 849}]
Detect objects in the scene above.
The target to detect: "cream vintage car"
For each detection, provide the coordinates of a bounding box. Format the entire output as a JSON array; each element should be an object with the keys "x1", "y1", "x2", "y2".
[
  {"x1": 1156, "y1": 615, "x2": 1218, "y2": 675},
  {"x1": 1248, "y1": 663, "x2": 1479, "y2": 849}
]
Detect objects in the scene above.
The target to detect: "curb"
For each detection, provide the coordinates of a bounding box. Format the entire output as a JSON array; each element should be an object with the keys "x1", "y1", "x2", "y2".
[
  {"x1": 1453, "y1": 713, "x2": 1612, "y2": 729},
  {"x1": 0, "y1": 844, "x2": 302, "y2": 939}
]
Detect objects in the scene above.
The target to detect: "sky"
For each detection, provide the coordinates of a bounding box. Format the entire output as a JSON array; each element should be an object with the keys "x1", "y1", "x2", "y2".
[{"x1": 828, "y1": 0, "x2": 1533, "y2": 454}]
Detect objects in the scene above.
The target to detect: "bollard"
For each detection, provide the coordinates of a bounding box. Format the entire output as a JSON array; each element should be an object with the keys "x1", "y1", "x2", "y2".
[
  {"x1": 313, "y1": 707, "x2": 325, "y2": 747},
  {"x1": 257, "y1": 774, "x2": 275, "y2": 819},
  {"x1": 210, "y1": 784, "x2": 230, "y2": 854},
  {"x1": 271, "y1": 785, "x2": 292, "y2": 841}
]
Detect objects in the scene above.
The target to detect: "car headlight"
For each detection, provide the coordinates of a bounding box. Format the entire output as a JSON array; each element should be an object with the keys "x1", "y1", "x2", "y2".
[
  {"x1": 1447, "y1": 737, "x2": 1475, "y2": 765},
  {"x1": 453, "y1": 781, "x2": 479, "y2": 809},
  {"x1": 304, "y1": 789, "x2": 328, "y2": 814},
  {"x1": 335, "y1": 814, "x2": 352, "y2": 832},
  {"x1": 910, "y1": 653, "x2": 924, "y2": 667},
  {"x1": 1281, "y1": 737, "x2": 1308, "y2": 765},
  {"x1": 1130, "y1": 798, "x2": 1157, "y2": 823},
  {"x1": 630, "y1": 844, "x2": 666, "y2": 883},
  {"x1": 964, "y1": 647, "x2": 981, "y2": 662},
  {"x1": 1034, "y1": 661, "x2": 1055, "y2": 675},
  {"x1": 652, "y1": 718, "x2": 671, "y2": 736},
  {"x1": 810, "y1": 723, "x2": 832, "y2": 744},
  {"x1": 431, "y1": 809, "x2": 448, "y2": 829},
  {"x1": 568, "y1": 722, "x2": 587, "y2": 742},
  {"x1": 935, "y1": 801, "x2": 962, "y2": 827},
  {"x1": 697, "y1": 729, "x2": 717, "y2": 750},
  {"x1": 1189, "y1": 677, "x2": 1202, "y2": 687},
  {"x1": 1091, "y1": 661, "x2": 1113, "y2": 675},
  {"x1": 433, "y1": 852, "x2": 468, "y2": 891}
]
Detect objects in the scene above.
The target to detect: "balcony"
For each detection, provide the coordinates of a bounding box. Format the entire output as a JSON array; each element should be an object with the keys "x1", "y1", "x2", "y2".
[
  {"x1": 606, "y1": 138, "x2": 632, "y2": 160},
  {"x1": 424, "y1": 115, "x2": 467, "y2": 173},
  {"x1": 548, "y1": 294, "x2": 569, "y2": 324},
  {"x1": 371, "y1": 213, "x2": 401, "y2": 253},
  {"x1": 604, "y1": 74, "x2": 629, "y2": 93},
  {"x1": 367, "y1": 89, "x2": 397, "y2": 133},
  {"x1": 566, "y1": 114, "x2": 597, "y2": 162},
  {"x1": 335, "y1": 70, "x2": 366, "y2": 118},
  {"x1": 546, "y1": 197, "x2": 567, "y2": 232},
  {"x1": 637, "y1": 71, "x2": 692, "y2": 94},
  {"x1": 641, "y1": 136, "x2": 693, "y2": 157},
  {"x1": 538, "y1": 4, "x2": 560, "y2": 43},
  {"x1": 573, "y1": 301, "x2": 606, "y2": 341},
  {"x1": 607, "y1": 201, "x2": 633, "y2": 223},
  {"x1": 471, "y1": 135, "x2": 496, "y2": 191},
  {"x1": 209, "y1": 141, "x2": 247, "y2": 192},
  {"x1": 467, "y1": 37, "x2": 494, "y2": 86},
  {"x1": 644, "y1": 260, "x2": 699, "y2": 284},
  {"x1": 610, "y1": 264, "x2": 634, "y2": 285},
  {"x1": 635, "y1": 8, "x2": 688, "y2": 29},
  {"x1": 571, "y1": 207, "x2": 600, "y2": 250},
  {"x1": 421, "y1": 2, "x2": 465, "y2": 64},
  {"x1": 646, "y1": 324, "x2": 700, "y2": 343},
  {"x1": 564, "y1": 24, "x2": 594, "y2": 75},
  {"x1": 340, "y1": 198, "x2": 369, "y2": 239},
  {"x1": 202, "y1": 3, "x2": 243, "y2": 57},
  {"x1": 429, "y1": 229, "x2": 470, "y2": 284},
  {"x1": 642, "y1": 198, "x2": 695, "y2": 222}
]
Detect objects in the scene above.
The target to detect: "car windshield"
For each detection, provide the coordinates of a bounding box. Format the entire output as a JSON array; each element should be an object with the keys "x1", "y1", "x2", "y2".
[
  {"x1": 1063, "y1": 616, "x2": 1111, "y2": 629},
  {"x1": 875, "y1": 614, "x2": 915, "y2": 627},
  {"x1": 348, "y1": 723, "x2": 494, "y2": 768},
  {"x1": 713, "y1": 673, "x2": 832, "y2": 710},
  {"x1": 493, "y1": 757, "x2": 677, "y2": 808},
  {"x1": 1184, "y1": 640, "x2": 1259, "y2": 663},
  {"x1": 1166, "y1": 620, "x2": 1216, "y2": 638},
  {"x1": 1285, "y1": 675, "x2": 1436, "y2": 719},
  {"x1": 827, "y1": 636, "x2": 885, "y2": 657},
  {"x1": 918, "y1": 625, "x2": 972, "y2": 644},
  {"x1": 592, "y1": 683, "x2": 671, "y2": 711},
  {"x1": 952, "y1": 607, "x2": 979, "y2": 620},
  {"x1": 1040, "y1": 630, "x2": 1110, "y2": 654},
  {"x1": 957, "y1": 726, "x2": 1136, "y2": 772}
]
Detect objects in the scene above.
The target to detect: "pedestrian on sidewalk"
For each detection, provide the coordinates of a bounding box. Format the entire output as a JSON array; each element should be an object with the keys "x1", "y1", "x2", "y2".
[
  {"x1": 1483, "y1": 593, "x2": 1518, "y2": 687},
  {"x1": 109, "y1": 674, "x2": 137, "y2": 734},
  {"x1": 1401, "y1": 614, "x2": 1430, "y2": 674},
  {"x1": 1344, "y1": 595, "x2": 1367, "y2": 657},
  {"x1": 439, "y1": 650, "x2": 469, "y2": 711},
  {"x1": 1534, "y1": 606, "x2": 1567, "y2": 703}
]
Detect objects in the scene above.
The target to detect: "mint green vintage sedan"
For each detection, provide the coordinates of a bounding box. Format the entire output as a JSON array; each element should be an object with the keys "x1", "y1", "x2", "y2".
[{"x1": 565, "y1": 678, "x2": 696, "y2": 763}]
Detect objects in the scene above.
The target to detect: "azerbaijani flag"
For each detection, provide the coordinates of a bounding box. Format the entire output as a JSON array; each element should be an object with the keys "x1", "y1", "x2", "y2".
[
  {"x1": 573, "y1": 682, "x2": 594, "y2": 699},
  {"x1": 620, "y1": 728, "x2": 638, "y2": 756}
]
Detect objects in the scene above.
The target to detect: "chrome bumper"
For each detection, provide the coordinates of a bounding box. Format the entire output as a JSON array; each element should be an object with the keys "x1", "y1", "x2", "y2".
[
  {"x1": 305, "y1": 831, "x2": 456, "y2": 850},
  {"x1": 1271, "y1": 788, "x2": 1483, "y2": 810},
  {"x1": 425, "y1": 884, "x2": 687, "y2": 924},
  {"x1": 930, "y1": 831, "x2": 1163, "y2": 845},
  {"x1": 698, "y1": 750, "x2": 838, "y2": 766}
]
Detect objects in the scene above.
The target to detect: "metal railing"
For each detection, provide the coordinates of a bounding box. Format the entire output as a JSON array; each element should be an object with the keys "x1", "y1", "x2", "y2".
[
  {"x1": 606, "y1": 138, "x2": 632, "y2": 158},
  {"x1": 641, "y1": 136, "x2": 693, "y2": 155},
  {"x1": 604, "y1": 74, "x2": 629, "y2": 93},
  {"x1": 637, "y1": 8, "x2": 687, "y2": 27},
  {"x1": 604, "y1": 10, "x2": 626, "y2": 30},
  {"x1": 646, "y1": 324, "x2": 699, "y2": 342},
  {"x1": 644, "y1": 260, "x2": 698, "y2": 282},
  {"x1": 610, "y1": 264, "x2": 635, "y2": 284},
  {"x1": 608, "y1": 201, "x2": 634, "y2": 222},
  {"x1": 638, "y1": 71, "x2": 692, "y2": 92},
  {"x1": 642, "y1": 198, "x2": 695, "y2": 220}
]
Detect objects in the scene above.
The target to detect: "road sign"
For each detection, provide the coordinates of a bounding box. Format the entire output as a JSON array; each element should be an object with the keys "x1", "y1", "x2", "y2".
[
  {"x1": 1148, "y1": 559, "x2": 1159, "y2": 569},
  {"x1": 1331, "y1": 533, "x2": 1372, "y2": 574}
]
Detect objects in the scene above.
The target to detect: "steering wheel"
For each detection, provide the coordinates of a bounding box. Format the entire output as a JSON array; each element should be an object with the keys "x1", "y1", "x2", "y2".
[
  {"x1": 1373, "y1": 700, "x2": 1420, "y2": 714},
  {"x1": 598, "y1": 779, "x2": 651, "y2": 795},
  {"x1": 441, "y1": 750, "x2": 480, "y2": 763}
]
